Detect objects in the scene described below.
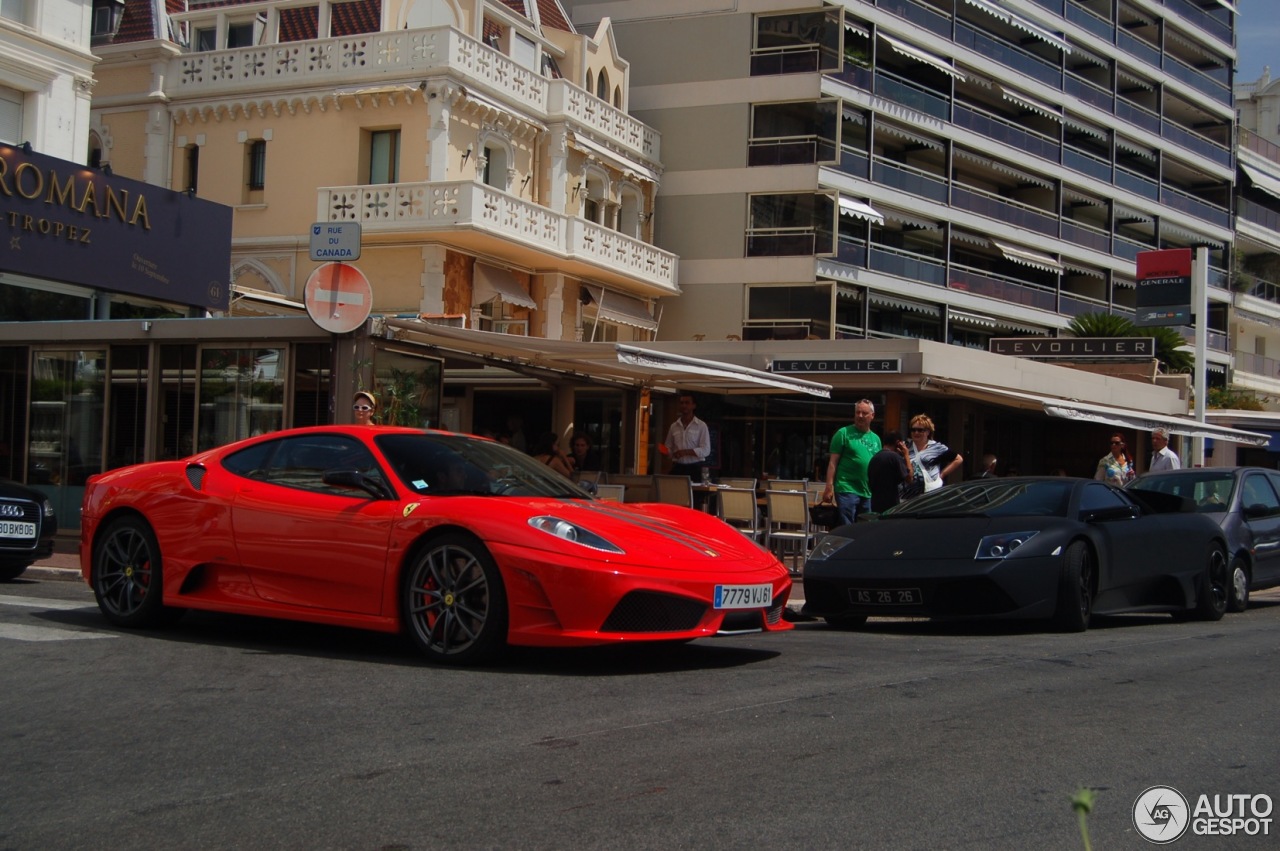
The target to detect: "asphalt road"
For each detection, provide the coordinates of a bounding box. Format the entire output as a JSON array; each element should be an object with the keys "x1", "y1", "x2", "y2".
[{"x1": 2, "y1": 573, "x2": 1277, "y2": 850}]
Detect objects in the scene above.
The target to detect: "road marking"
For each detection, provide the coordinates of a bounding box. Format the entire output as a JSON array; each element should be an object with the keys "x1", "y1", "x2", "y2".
[
  {"x1": 0, "y1": 623, "x2": 115, "y2": 641},
  {"x1": 0, "y1": 594, "x2": 95, "y2": 611}
]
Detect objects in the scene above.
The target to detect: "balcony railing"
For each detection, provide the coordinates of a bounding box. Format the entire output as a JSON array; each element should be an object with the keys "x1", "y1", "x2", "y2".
[
  {"x1": 169, "y1": 25, "x2": 658, "y2": 161},
  {"x1": 877, "y1": 0, "x2": 953, "y2": 38},
  {"x1": 1240, "y1": 129, "x2": 1280, "y2": 168},
  {"x1": 1239, "y1": 198, "x2": 1280, "y2": 234},
  {"x1": 1233, "y1": 351, "x2": 1280, "y2": 381},
  {"x1": 318, "y1": 180, "x2": 677, "y2": 293},
  {"x1": 949, "y1": 264, "x2": 1057, "y2": 312}
]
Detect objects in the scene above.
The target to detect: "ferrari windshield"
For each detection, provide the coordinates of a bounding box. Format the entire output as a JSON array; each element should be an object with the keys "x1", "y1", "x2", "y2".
[
  {"x1": 882, "y1": 479, "x2": 1072, "y2": 519},
  {"x1": 376, "y1": 433, "x2": 589, "y2": 498}
]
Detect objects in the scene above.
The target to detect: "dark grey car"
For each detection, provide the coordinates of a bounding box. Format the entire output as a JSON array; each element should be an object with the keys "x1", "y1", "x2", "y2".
[
  {"x1": 0, "y1": 478, "x2": 57, "y2": 581},
  {"x1": 1130, "y1": 467, "x2": 1280, "y2": 611}
]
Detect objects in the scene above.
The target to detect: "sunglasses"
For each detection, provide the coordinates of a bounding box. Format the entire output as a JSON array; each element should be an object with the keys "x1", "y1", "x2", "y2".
[
  {"x1": 1111, "y1": 440, "x2": 1123, "y2": 445},
  {"x1": 910, "y1": 427, "x2": 928, "y2": 433},
  {"x1": 353, "y1": 405, "x2": 374, "y2": 412}
]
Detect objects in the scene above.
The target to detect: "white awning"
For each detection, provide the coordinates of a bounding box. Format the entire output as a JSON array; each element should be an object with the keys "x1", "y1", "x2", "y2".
[
  {"x1": 1115, "y1": 205, "x2": 1154, "y2": 225},
  {"x1": 991, "y1": 239, "x2": 1062, "y2": 273},
  {"x1": 474, "y1": 263, "x2": 537, "y2": 309},
  {"x1": 1117, "y1": 70, "x2": 1154, "y2": 92},
  {"x1": 960, "y1": 0, "x2": 1072, "y2": 52},
  {"x1": 880, "y1": 207, "x2": 939, "y2": 230},
  {"x1": 955, "y1": 148, "x2": 1053, "y2": 188},
  {"x1": 870, "y1": 292, "x2": 938, "y2": 314},
  {"x1": 617, "y1": 345, "x2": 831, "y2": 398},
  {"x1": 951, "y1": 229, "x2": 989, "y2": 247},
  {"x1": 1158, "y1": 220, "x2": 1225, "y2": 249},
  {"x1": 1210, "y1": 0, "x2": 1236, "y2": 12},
  {"x1": 1064, "y1": 262, "x2": 1106, "y2": 279},
  {"x1": 875, "y1": 121, "x2": 944, "y2": 150},
  {"x1": 881, "y1": 33, "x2": 966, "y2": 80},
  {"x1": 1242, "y1": 163, "x2": 1280, "y2": 202},
  {"x1": 948, "y1": 309, "x2": 997, "y2": 328},
  {"x1": 928, "y1": 378, "x2": 1271, "y2": 445},
  {"x1": 838, "y1": 197, "x2": 885, "y2": 224},
  {"x1": 568, "y1": 133, "x2": 661, "y2": 183},
  {"x1": 999, "y1": 85, "x2": 1062, "y2": 121},
  {"x1": 1064, "y1": 117, "x2": 1107, "y2": 139},
  {"x1": 844, "y1": 20, "x2": 869, "y2": 38},
  {"x1": 1116, "y1": 136, "x2": 1156, "y2": 159},
  {"x1": 587, "y1": 285, "x2": 658, "y2": 332}
]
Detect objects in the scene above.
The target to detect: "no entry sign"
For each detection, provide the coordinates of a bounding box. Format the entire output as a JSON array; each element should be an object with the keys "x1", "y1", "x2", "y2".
[{"x1": 304, "y1": 262, "x2": 372, "y2": 333}]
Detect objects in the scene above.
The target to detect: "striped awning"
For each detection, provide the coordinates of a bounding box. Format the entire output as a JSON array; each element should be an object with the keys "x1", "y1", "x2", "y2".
[{"x1": 881, "y1": 33, "x2": 966, "y2": 80}]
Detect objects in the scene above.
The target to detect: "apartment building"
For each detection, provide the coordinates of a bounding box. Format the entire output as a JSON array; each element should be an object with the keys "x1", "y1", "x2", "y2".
[
  {"x1": 568, "y1": 0, "x2": 1235, "y2": 353},
  {"x1": 1231, "y1": 67, "x2": 1280, "y2": 410}
]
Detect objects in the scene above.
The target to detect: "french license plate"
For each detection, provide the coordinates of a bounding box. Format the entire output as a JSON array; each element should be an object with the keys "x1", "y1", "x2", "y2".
[
  {"x1": 714, "y1": 584, "x2": 773, "y2": 610},
  {"x1": 0, "y1": 520, "x2": 35, "y2": 539},
  {"x1": 851, "y1": 588, "x2": 923, "y2": 606}
]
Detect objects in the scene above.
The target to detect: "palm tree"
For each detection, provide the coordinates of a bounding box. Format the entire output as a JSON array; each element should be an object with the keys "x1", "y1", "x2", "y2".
[{"x1": 1065, "y1": 313, "x2": 1193, "y2": 374}]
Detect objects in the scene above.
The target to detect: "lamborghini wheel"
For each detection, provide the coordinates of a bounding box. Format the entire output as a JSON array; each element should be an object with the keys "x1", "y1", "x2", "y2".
[
  {"x1": 402, "y1": 533, "x2": 508, "y2": 665},
  {"x1": 1052, "y1": 541, "x2": 1093, "y2": 633},
  {"x1": 1195, "y1": 545, "x2": 1228, "y2": 622},
  {"x1": 92, "y1": 516, "x2": 180, "y2": 628}
]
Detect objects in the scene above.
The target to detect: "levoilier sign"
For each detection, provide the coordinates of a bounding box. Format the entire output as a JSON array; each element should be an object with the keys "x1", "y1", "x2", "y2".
[
  {"x1": 0, "y1": 144, "x2": 232, "y2": 311},
  {"x1": 989, "y1": 337, "x2": 1155, "y2": 358}
]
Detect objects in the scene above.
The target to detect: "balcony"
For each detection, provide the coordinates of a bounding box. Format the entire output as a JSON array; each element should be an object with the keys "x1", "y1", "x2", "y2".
[
  {"x1": 1232, "y1": 351, "x2": 1280, "y2": 383},
  {"x1": 168, "y1": 25, "x2": 658, "y2": 161},
  {"x1": 318, "y1": 180, "x2": 677, "y2": 295}
]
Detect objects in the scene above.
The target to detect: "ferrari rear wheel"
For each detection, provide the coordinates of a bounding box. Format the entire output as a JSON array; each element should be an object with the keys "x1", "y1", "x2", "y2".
[
  {"x1": 1052, "y1": 541, "x2": 1093, "y2": 633},
  {"x1": 92, "y1": 516, "x2": 178, "y2": 628},
  {"x1": 402, "y1": 533, "x2": 508, "y2": 665},
  {"x1": 1194, "y1": 545, "x2": 1228, "y2": 622},
  {"x1": 1228, "y1": 556, "x2": 1250, "y2": 613}
]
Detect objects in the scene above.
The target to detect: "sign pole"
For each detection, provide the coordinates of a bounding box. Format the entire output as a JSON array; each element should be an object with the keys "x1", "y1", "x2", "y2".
[{"x1": 1192, "y1": 247, "x2": 1208, "y2": 468}]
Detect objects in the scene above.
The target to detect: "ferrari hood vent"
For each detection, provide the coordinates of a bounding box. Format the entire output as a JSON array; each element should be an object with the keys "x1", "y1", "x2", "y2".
[{"x1": 185, "y1": 464, "x2": 207, "y2": 491}]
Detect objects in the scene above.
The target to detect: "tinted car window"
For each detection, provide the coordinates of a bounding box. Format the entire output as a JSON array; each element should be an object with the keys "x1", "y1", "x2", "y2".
[
  {"x1": 1133, "y1": 471, "x2": 1235, "y2": 507},
  {"x1": 1240, "y1": 473, "x2": 1280, "y2": 517},
  {"x1": 1079, "y1": 482, "x2": 1128, "y2": 515},
  {"x1": 225, "y1": 434, "x2": 386, "y2": 496}
]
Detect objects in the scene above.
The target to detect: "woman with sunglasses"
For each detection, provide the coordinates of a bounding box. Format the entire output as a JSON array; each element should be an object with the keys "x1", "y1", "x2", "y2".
[
  {"x1": 905, "y1": 414, "x2": 962, "y2": 498},
  {"x1": 1094, "y1": 432, "x2": 1135, "y2": 486},
  {"x1": 352, "y1": 390, "x2": 377, "y2": 426}
]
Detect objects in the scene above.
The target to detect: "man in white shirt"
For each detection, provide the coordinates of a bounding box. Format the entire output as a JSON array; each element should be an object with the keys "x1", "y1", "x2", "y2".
[
  {"x1": 1149, "y1": 427, "x2": 1181, "y2": 472},
  {"x1": 665, "y1": 392, "x2": 711, "y2": 479}
]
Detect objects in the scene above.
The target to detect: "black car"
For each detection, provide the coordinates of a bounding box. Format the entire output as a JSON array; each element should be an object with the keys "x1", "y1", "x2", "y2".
[
  {"x1": 801, "y1": 477, "x2": 1228, "y2": 631},
  {"x1": 1130, "y1": 466, "x2": 1280, "y2": 612},
  {"x1": 0, "y1": 479, "x2": 57, "y2": 581}
]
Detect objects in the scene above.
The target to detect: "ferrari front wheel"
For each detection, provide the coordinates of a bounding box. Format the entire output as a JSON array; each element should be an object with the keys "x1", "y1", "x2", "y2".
[
  {"x1": 402, "y1": 533, "x2": 508, "y2": 665},
  {"x1": 92, "y1": 516, "x2": 179, "y2": 628},
  {"x1": 1052, "y1": 541, "x2": 1093, "y2": 633}
]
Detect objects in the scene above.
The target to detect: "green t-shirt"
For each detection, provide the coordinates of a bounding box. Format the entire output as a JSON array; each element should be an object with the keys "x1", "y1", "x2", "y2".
[{"x1": 829, "y1": 425, "x2": 881, "y2": 498}]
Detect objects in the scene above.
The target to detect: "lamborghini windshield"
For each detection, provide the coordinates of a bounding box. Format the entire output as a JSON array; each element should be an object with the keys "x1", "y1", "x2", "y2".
[
  {"x1": 882, "y1": 479, "x2": 1072, "y2": 519},
  {"x1": 376, "y1": 433, "x2": 590, "y2": 498}
]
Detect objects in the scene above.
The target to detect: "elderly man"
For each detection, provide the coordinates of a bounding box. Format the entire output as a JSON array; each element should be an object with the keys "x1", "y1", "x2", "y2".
[
  {"x1": 823, "y1": 398, "x2": 881, "y2": 525},
  {"x1": 1149, "y1": 427, "x2": 1181, "y2": 472}
]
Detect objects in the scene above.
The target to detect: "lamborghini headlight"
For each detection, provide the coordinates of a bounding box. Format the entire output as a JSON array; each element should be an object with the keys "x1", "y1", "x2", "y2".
[
  {"x1": 528, "y1": 516, "x2": 625, "y2": 554},
  {"x1": 974, "y1": 531, "x2": 1039, "y2": 560},
  {"x1": 808, "y1": 534, "x2": 856, "y2": 562}
]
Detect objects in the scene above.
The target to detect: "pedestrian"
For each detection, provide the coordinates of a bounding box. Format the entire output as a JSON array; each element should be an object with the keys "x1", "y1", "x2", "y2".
[
  {"x1": 352, "y1": 390, "x2": 377, "y2": 426},
  {"x1": 1148, "y1": 427, "x2": 1181, "y2": 472},
  {"x1": 976, "y1": 453, "x2": 999, "y2": 478},
  {"x1": 822, "y1": 398, "x2": 881, "y2": 524},
  {"x1": 531, "y1": 431, "x2": 574, "y2": 478},
  {"x1": 664, "y1": 392, "x2": 711, "y2": 479},
  {"x1": 1095, "y1": 432, "x2": 1135, "y2": 486},
  {"x1": 867, "y1": 430, "x2": 912, "y2": 513},
  {"x1": 905, "y1": 414, "x2": 963, "y2": 496}
]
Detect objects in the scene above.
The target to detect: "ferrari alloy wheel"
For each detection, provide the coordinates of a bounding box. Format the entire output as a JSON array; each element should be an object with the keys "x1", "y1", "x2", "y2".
[
  {"x1": 1227, "y1": 556, "x2": 1250, "y2": 613},
  {"x1": 1195, "y1": 545, "x2": 1228, "y2": 622},
  {"x1": 1052, "y1": 541, "x2": 1093, "y2": 633},
  {"x1": 402, "y1": 533, "x2": 508, "y2": 665},
  {"x1": 93, "y1": 516, "x2": 178, "y2": 628}
]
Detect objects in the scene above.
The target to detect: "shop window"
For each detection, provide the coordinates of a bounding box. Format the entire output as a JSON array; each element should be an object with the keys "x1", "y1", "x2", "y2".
[
  {"x1": 107, "y1": 346, "x2": 148, "y2": 470},
  {"x1": 368, "y1": 129, "x2": 400, "y2": 184},
  {"x1": 156, "y1": 345, "x2": 196, "y2": 460},
  {"x1": 29, "y1": 349, "x2": 106, "y2": 521},
  {"x1": 292, "y1": 343, "x2": 332, "y2": 428},
  {"x1": 197, "y1": 347, "x2": 285, "y2": 451}
]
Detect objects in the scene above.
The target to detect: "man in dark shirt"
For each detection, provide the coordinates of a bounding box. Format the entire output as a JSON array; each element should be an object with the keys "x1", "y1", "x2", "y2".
[{"x1": 867, "y1": 431, "x2": 912, "y2": 514}]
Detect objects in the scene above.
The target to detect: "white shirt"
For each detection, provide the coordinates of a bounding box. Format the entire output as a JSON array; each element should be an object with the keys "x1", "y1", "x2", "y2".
[
  {"x1": 665, "y1": 415, "x2": 710, "y2": 464},
  {"x1": 1149, "y1": 446, "x2": 1181, "y2": 472}
]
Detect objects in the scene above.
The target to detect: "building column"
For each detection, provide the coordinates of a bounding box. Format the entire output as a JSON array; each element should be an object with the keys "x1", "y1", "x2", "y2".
[
  {"x1": 419, "y1": 244, "x2": 446, "y2": 315},
  {"x1": 548, "y1": 125, "x2": 569, "y2": 212},
  {"x1": 540, "y1": 272, "x2": 566, "y2": 340},
  {"x1": 425, "y1": 84, "x2": 451, "y2": 181}
]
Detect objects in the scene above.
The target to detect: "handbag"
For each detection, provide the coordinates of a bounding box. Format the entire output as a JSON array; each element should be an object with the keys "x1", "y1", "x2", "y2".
[{"x1": 809, "y1": 502, "x2": 842, "y2": 528}]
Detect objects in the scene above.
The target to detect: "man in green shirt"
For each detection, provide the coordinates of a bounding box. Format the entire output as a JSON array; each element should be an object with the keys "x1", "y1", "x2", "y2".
[{"x1": 823, "y1": 398, "x2": 881, "y2": 525}]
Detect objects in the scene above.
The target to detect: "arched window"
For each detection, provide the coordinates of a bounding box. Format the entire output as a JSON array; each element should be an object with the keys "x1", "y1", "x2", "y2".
[
  {"x1": 481, "y1": 138, "x2": 512, "y2": 191},
  {"x1": 613, "y1": 87, "x2": 622, "y2": 108},
  {"x1": 585, "y1": 69, "x2": 595, "y2": 96},
  {"x1": 596, "y1": 69, "x2": 609, "y2": 101}
]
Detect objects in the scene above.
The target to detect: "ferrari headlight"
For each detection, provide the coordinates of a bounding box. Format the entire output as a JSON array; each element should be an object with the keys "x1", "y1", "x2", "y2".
[
  {"x1": 975, "y1": 531, "x2": 1039, "y2": 560},
  {"x1": 808, "y1": 534, "x2": 855, "y2": 562},
  {"x1": 528, "y1": 516, "x2": 625, "y2": 554}
]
